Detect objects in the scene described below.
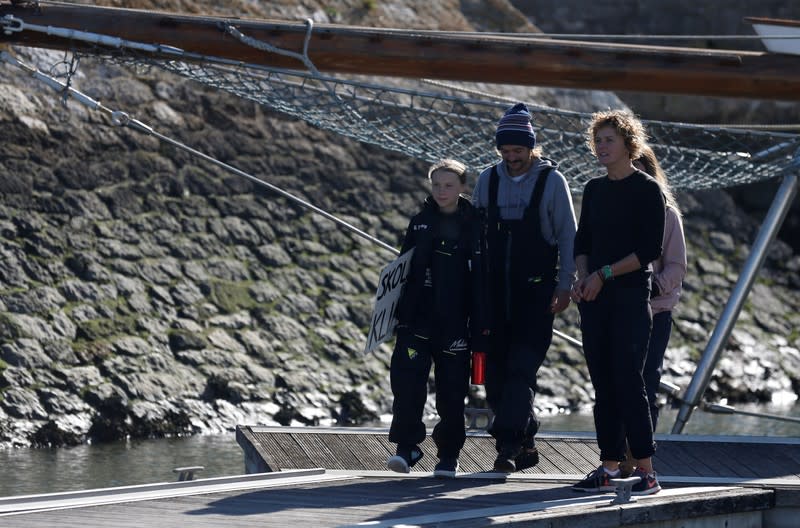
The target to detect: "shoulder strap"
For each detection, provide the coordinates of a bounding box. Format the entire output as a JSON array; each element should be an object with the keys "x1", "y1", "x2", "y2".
[
  {"x1": 524, "y1": 166, "x2": 553, "y2": 217},
  {"x1": 488, "y1": 165, "x2": 500, "y2": 227}
]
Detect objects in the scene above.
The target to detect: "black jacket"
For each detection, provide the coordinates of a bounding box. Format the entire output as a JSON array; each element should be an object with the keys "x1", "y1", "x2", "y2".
[{"x1": 396, "y1": 196, "x2": 489, "y2": 350}]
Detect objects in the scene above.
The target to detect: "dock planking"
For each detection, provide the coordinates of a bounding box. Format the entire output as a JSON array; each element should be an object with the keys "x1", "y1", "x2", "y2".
[{"x1": 237, "y1": 426, "x2": 800, "y2": 483}]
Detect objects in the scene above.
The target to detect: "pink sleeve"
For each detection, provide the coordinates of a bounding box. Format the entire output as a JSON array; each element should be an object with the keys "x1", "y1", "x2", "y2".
[{"x1": 653, "y1": 208, "x2": 687, "y2": 295}]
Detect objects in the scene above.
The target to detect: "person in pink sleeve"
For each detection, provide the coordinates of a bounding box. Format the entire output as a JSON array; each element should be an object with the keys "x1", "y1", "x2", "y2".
[{"x1": 634, "y1": 144, "x2": 687, "y2": 432}]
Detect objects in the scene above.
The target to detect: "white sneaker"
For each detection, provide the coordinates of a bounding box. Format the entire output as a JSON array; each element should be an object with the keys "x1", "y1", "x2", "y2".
[
  {"x1": 387, "y1": 455, "x2": 411, "y2": 473},
  {"x1": 387, "y1": 446, "x2": 423, "y2": 473}
]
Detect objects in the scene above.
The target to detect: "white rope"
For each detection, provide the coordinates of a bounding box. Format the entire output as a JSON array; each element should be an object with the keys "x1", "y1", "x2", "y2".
[
  {"x1": 418, "y1": 29, "x2": 800, "y2": 42},
  {"x1": 503, "y1": 33, "x2": 800, "y2": 41},
  {"x1": 223, "y1": 18, "x2": 320, "y2": 76}
]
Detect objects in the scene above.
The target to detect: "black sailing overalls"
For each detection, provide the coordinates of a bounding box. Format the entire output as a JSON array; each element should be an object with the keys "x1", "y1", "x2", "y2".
[
  {"x1": 484, "y1": 166, "x2": 558, "y2": 454},
  {"x1": 389, "y1": 198, "x2": 476, "y2": 459}
]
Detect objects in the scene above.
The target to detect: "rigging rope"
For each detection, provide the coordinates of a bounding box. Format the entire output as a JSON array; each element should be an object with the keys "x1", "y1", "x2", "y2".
[
  {"x1": 440, "y1": 31, "x2": 800, "y2": 42},
  {"x1": 223, "y1": 18, "x2": 320, "y2": 76}
]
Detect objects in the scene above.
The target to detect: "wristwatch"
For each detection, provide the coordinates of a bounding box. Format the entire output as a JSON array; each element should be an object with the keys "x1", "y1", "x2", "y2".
[{"x1": 601, "y1": 264, "x2": 614, "y2": 282}]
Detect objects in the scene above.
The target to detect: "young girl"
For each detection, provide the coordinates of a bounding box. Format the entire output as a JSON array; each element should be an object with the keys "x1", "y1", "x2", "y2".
[
  {"x1": 571, "y1": 110, "x2": 665, "y2": 496},
  {"x1": 387, "y1": 158, "x2": 484, "y2": 478}
]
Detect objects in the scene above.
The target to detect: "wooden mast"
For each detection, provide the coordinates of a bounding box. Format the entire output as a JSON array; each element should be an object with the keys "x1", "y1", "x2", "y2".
[{"x1": 3, "y1": 2, "x2": 800, "y2": 101}]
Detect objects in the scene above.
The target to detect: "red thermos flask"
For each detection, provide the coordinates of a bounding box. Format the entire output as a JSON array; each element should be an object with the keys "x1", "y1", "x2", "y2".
[{"x1": 471, "y1": 351, "x2": 486, "y2": 385}]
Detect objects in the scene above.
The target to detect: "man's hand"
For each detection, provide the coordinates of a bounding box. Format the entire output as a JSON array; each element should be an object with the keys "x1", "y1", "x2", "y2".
[{"x1": 550, "y1": 289, "x2": 571, "y2": 313}]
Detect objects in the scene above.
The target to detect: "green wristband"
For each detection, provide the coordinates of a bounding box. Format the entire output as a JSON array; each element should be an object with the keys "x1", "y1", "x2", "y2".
[{"x1": 601, "y1": 265, "x2": 614, "y2": 281}]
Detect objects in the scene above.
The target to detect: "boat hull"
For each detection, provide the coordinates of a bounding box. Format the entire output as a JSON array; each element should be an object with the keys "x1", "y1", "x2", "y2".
[{"x1": 747, "y1": 17, "x2": 800, "y2": 56}]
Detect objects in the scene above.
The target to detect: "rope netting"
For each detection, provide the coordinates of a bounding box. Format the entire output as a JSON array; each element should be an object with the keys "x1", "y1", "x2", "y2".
[
  {"x1": 4, "y1": 11, "x2": 799, "y2": 193},
  {"x1": 108, "y1": 52, "x2": 800, "y2": 193}
]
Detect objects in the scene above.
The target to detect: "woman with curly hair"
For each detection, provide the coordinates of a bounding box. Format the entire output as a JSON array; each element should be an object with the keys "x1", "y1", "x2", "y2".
[{"x1": 570, "y1": 110, "x2": 665, "y2": 496}]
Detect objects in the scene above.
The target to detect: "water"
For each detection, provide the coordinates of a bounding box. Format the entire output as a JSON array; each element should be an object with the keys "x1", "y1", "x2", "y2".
[
  {"x1": 2, "y1": 403, "x2": 799, "y2": 498},
  {"x1": 545, "y1": 403, "x2": 800, "y2": 437},
  {"x1": 0, "y1": 432, "x2": 244, "y2": 498}
]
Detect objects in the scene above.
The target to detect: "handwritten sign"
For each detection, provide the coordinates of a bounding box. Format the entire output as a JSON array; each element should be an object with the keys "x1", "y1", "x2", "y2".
[{"x1": 364, "y1": 248, "x2": 414, "y2": 354}]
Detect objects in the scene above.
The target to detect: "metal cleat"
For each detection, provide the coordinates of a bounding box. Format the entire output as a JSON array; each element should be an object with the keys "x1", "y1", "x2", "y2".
[
  {"x1": 609, "y1": 476, "x2": 640, "y2": 505},
  {"x1": 464, "y1": 407, "x2": 493, "y2": 431}
]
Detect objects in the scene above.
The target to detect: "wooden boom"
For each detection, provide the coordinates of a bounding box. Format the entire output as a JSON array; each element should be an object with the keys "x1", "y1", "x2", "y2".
[{"x1": 3, "y1": 1, "x2": 800, "y2": 100}]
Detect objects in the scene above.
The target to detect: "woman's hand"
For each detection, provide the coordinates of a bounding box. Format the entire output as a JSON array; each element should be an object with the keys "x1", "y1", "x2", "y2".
[
  {"x1": 581, "y1": 271, "x2": 604, "y2": 302},
  {"x1": 571, "y1": 271, "x2": 604, "y2": 303}
]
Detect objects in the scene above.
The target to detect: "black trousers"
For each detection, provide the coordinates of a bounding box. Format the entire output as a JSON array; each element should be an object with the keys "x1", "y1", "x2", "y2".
[
  {"x1": 388, "y1": 331, "x2": 471, "y2": 458},
  {"x1": 484, "y1": 281, "x2": 555, "y2": 453},
  {"x1": 579, "y1": 286, "x2": 656, "y2": 461},
  {"x1": 643, "y1": 310, "x2": 673, "y2": 431}
]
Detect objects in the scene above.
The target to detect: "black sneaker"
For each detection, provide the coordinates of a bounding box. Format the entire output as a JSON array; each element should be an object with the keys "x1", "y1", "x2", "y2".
[
  {"x1": 514, "y1": 447, "x2": 539, "y2": 471},
  {"x1": 572, "y1": 465, "x2": 616, "y2": 492},
  {"x1": 493, "y1": 453, "x2": 517, "y2": 473},
  {"x1": 433, "y1": 457, "x2": 459, "y2": 478},
  {"x1": 630, "y1": 468, "x2": 661, "y2": 496},
  {"x1": 387, "y1": 445, "x2": 423, "y2": 473}
]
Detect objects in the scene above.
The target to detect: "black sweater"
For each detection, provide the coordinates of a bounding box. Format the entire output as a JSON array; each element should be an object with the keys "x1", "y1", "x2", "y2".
[{"x1": 574, "y1": 170, "x2": 665, "y2": 289}]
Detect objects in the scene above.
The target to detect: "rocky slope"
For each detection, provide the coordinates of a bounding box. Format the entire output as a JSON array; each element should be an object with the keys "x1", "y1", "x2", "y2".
[{"x1": 1, "y1": 0, "x2": 799, "y2": 448}]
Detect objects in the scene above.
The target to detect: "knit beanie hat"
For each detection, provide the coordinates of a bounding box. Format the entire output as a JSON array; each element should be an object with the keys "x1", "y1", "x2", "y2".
[{"x1": 495, "y1": 103, "x2": 536, "y2": 149}]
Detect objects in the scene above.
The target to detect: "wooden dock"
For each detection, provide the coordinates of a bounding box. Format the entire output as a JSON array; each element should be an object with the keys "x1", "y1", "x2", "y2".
[
  {"x1": 236, "y1": 426, "x2": 800, "y2": 486},
  {"x1": 2, "y1": 426, "x2": 799, "y2": 527}
]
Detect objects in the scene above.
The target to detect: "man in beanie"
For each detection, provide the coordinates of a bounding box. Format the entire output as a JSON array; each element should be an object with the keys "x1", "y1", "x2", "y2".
[{"x1": 472, "y1": 102, "x2": 577, "y2": 472}]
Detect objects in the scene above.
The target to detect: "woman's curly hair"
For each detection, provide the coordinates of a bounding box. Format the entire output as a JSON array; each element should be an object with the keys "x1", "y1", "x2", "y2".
[{"x1": 587, "y1": 109, "x2": 648, "y2": 161}]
